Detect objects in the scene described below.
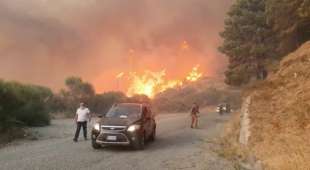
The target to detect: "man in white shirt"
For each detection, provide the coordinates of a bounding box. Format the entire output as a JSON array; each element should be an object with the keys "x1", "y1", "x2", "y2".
[{"x1": 73, "y1": 102, "x2": 91, "y2": 142}]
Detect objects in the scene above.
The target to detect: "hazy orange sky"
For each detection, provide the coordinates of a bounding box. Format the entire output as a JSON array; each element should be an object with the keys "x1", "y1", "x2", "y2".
[{"x1": 0, "y1": 0, "x2": 233, "y2": 93}]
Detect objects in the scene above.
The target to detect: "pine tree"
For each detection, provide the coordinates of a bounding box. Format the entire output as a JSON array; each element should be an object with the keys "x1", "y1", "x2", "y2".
[
  {"x1": 266, "y1": 0, "x2": 310, "y2": 56},
  {"x1": 219, "y1": 0, "x2": 277, "y2": 86}
]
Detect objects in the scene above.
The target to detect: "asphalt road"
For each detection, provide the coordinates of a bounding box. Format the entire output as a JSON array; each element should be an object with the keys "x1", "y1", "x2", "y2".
[{"x1": 0, "y1": 111, "x2": 234, "y2": 170}]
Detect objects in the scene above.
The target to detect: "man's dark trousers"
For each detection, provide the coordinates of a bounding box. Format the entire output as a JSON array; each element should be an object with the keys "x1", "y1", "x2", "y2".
[{"x1": 74, "y1": 121, "x2": 87, "y2": 140}]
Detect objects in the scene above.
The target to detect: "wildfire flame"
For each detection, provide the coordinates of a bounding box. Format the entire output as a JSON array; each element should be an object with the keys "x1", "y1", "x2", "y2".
[
  {"x1": 125, "y1": 65, "x2": 203, "y2": 98},
  {"x1": 186, "y1": 65, "x2": 202, "y2": 82},
  {"x1": 126, "y1": 70, "x2": 182, "y2": 97}
]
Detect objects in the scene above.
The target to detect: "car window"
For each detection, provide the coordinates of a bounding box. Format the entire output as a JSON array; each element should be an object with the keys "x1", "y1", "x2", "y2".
[{"x1": 106, "y1": 104, "x2": 141, "y2": 119}]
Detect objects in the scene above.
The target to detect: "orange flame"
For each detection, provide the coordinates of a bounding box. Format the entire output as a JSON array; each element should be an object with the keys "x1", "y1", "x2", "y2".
[
  {"x1": 186, "y1": 65, "x2": 202, "y2": 82},
  {"x1": 126, "y1": 65, "x2": 202, "y2": 98},
  {"x1": 126, "y1": 70, "x2": 182, "y2": 97}
]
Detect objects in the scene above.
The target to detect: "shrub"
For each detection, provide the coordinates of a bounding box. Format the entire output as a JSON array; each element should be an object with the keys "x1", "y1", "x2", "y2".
[{"x1": 0, "y1": 80, "x2": 52, "y2": 132}]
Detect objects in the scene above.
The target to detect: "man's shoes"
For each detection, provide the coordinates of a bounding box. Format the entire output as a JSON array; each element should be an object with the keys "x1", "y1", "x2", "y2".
[
  {"x1": 73, "y1": 139, "x2": 78, "y2": 142},
  {"x1": 84, "y1": 138, "x2": 88, "y2": 141}
]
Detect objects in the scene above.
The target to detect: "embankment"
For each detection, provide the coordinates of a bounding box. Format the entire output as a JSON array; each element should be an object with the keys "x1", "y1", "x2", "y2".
[{"x1": 245, "y1": 41, "x2": 310, "y2": 169}]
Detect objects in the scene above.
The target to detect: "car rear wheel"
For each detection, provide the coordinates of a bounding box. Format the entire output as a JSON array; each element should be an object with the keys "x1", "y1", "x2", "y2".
[{"x1": 91, "y1": 138, "x2": 101, "y2": 149}]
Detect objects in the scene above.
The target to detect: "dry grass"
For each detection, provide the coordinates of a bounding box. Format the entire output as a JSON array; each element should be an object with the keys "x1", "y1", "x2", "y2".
[
  {"x1": 215, "y1": 111, "x2": 251, "y2": 169},
  {"x1": 248, "y1": 41, "x2": 310, "y2": 170}
]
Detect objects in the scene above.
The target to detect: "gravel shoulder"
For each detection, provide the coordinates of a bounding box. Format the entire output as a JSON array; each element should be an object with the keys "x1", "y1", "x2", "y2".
[{"x1": 0, "y1": 110, "x2": 234, "y2": 170}]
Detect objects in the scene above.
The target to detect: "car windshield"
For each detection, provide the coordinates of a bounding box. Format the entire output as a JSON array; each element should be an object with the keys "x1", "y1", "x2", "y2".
[{"x1": 105, "y1": 104, "x2": 141, "y2": 119}]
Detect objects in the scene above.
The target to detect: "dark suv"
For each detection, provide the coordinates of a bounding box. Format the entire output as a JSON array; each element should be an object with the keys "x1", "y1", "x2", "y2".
[{"x1": 91, "y1": 103, "x2": 156, "y2": 150}]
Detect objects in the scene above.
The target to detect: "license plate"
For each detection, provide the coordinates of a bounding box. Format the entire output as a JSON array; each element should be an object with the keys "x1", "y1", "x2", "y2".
[{"x1": 107, "y1": 136, "x2": 117, "y2": 141}]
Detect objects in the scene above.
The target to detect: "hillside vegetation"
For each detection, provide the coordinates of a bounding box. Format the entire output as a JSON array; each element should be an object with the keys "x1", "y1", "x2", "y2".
[
  {"x1": 0, "y1": 81, "x2": 52, "y2": 130},
  {"x1": 248, "y1": 41, "x2": 310, "y2": 169},
  {"x1": 0, "y1": 81, "x2": 52, "y2": 143},
  {"x1": 0, "y1": 77, "x2": 150, "y2": 144},
  {"x1": 218, "y1": 1, "x2": 310, "y2": 167},
  {"x1": 220, "y1": 0, "x2": 310, "y2": 86},
  {"x1": 152, "y1": 77, "x2": 241, "y2": 113}
]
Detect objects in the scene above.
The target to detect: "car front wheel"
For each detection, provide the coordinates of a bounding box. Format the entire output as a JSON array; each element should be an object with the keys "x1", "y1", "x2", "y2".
[
  {"x1": 91, "y1": 138, "x2": 101, "y2": 149},
  {"x1": 133, "y1": 134, "x2": 145, "y2": 150}
]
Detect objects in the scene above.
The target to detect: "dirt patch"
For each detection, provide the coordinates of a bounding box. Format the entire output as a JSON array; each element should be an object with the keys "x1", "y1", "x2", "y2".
[{"x1": 248, "y1": 41, "x2": 310, "y2": 169}]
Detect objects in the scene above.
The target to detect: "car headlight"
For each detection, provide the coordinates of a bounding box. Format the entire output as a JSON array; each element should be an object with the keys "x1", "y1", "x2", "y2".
[
  {"x1": 127, "y1": 124, "x2": 141, "y2": 132},
  {"x1": 93, "y1": 123, "x2": 100, "y2": 131}
]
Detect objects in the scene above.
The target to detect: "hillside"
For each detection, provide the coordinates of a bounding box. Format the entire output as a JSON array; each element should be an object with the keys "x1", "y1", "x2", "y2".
[
  {"x1": 248, "y1": 41, "x2": 310, "y2": 169},
  {"x1": 152, "y1": 77, "x2": 241, "y2": 113}
]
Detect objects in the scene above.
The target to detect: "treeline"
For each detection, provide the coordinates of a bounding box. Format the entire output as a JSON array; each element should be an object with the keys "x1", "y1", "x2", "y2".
[
  {"x1": 0, "y1": 77, "x2": 150, "y2": 133},
  {"x1": 219, "y1": 0, "x2": 310, "y2": 86},
  {"x1": 49, "y1": 77, "x2": 150, "y2": 116}
]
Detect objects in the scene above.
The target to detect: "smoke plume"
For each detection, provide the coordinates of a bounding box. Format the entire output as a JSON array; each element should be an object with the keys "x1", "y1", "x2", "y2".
[{"x1": 0, "y1": 0, "x2": 233, "y2": 92}]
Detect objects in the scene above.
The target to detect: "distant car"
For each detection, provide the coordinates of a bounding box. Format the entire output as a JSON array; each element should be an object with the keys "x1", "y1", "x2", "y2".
[
  {"x1": 91, "y1": 103, "x2": 156, "y2": 150},
  {"x1": 216, "y1": 103, "x2": 231, "y2": 115}
]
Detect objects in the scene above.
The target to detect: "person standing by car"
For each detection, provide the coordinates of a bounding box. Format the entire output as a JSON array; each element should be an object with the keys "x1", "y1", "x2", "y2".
[
  {"x1": 73, "y1": 102, "x2": 91, "y2": 142},
  {"x1": 190, "y1": 103, "x2": 200, "y2": 128}
]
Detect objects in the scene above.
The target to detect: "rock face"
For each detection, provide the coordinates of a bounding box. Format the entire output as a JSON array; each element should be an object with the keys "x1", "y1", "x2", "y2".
[{"x1": 247, "y1": 41, "x2": 310, "y2": 169}]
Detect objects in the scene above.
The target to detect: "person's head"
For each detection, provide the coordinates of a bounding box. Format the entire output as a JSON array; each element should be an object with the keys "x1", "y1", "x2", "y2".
[
  {"x1": 193, "y1": 102, "x2": 198, "y2": 107},
  {"x1": 79, "y1": 102, "x2": 85, "y2": 108}
]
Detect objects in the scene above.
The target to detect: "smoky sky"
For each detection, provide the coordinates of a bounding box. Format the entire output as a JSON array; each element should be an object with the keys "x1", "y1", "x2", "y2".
[{"x1": 0, "y1": 0, "x2": 233, "y2": 92}]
